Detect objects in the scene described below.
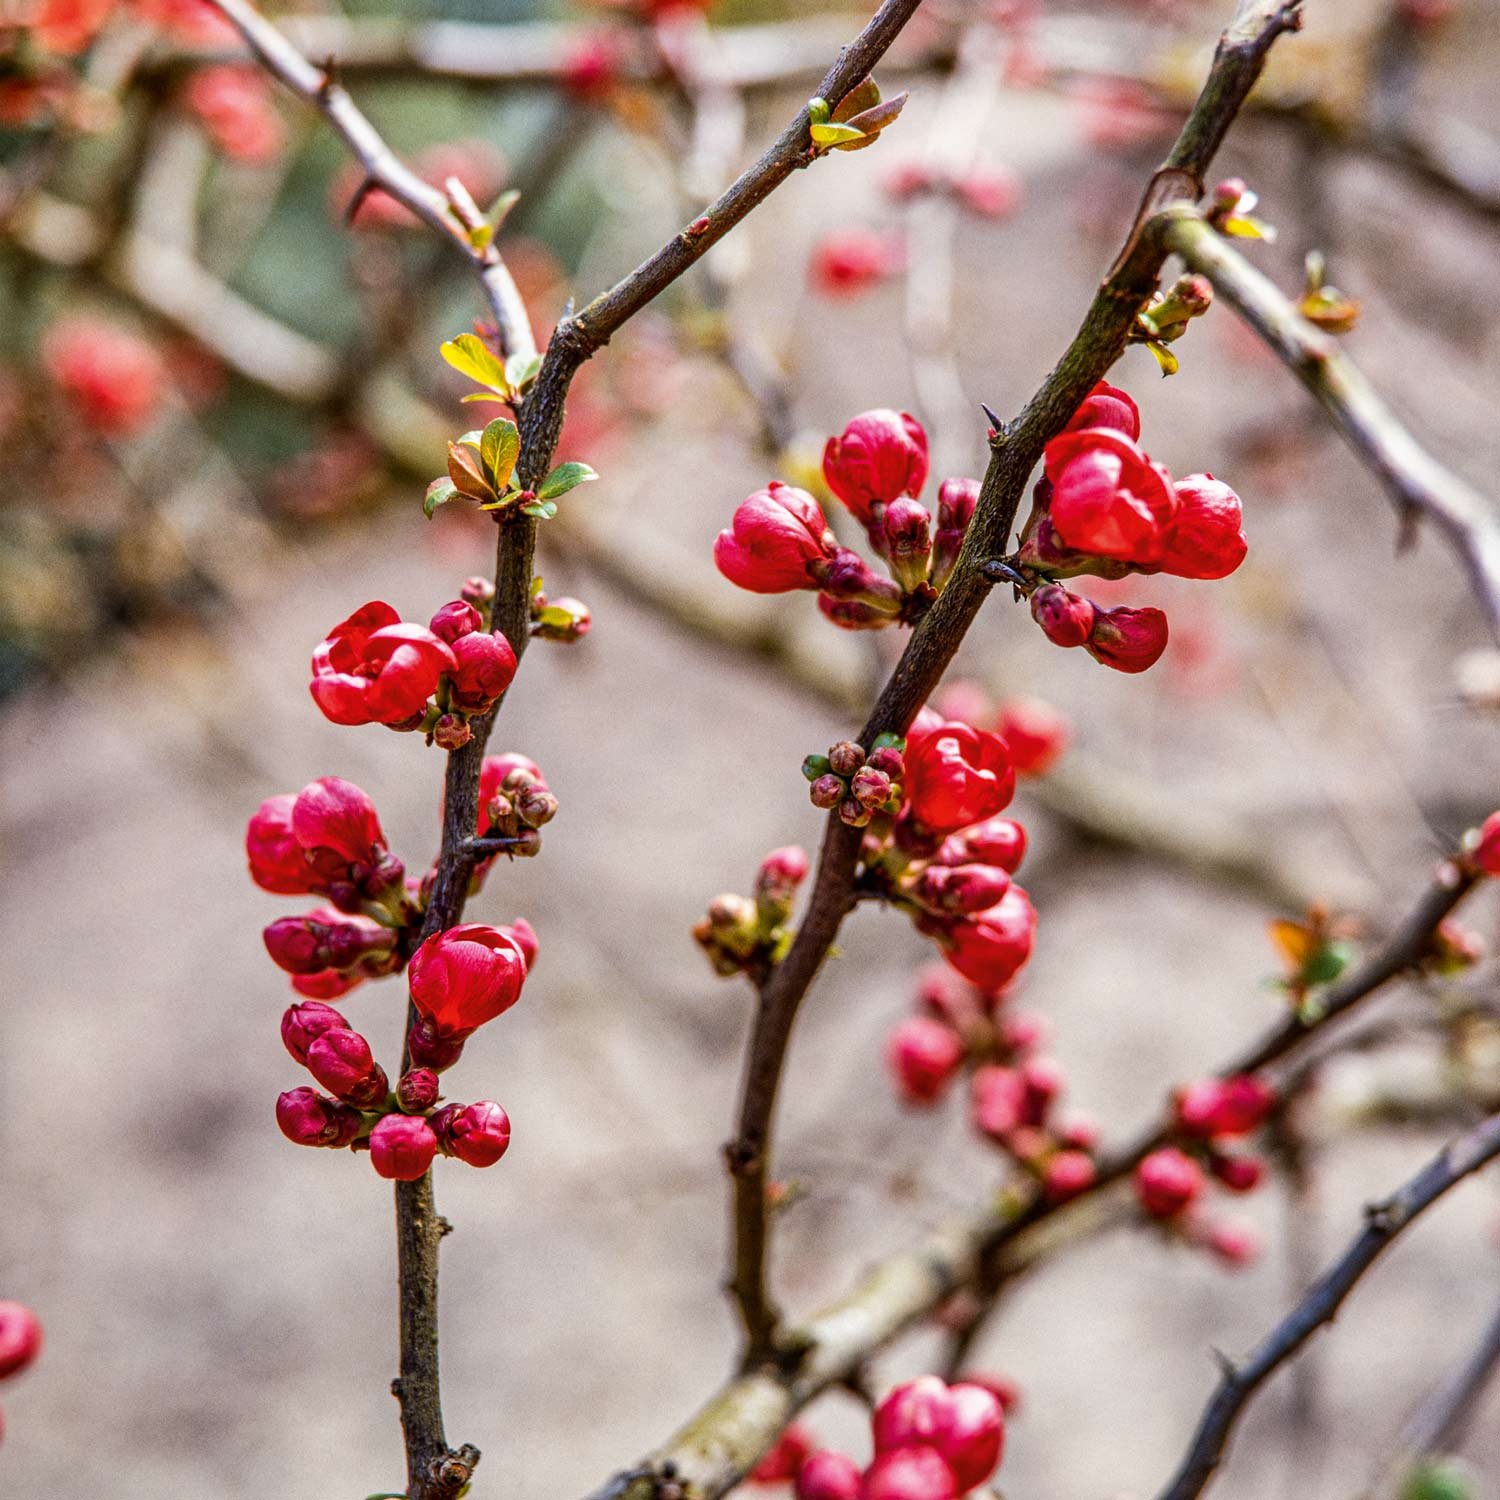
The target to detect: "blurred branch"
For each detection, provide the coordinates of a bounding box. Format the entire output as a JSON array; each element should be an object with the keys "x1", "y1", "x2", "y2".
[
  {"x1": 1363, "y1": 1293, "x2": 1500, "y2": 1500},
  {"x1": 1162, "y1": 211, "x2": 1500, "y2": 645},
  {"x1": 203, "y1": 0, "x2": 536, "y2": 362},
  {"x1": 1153, "y1": 1110, "x2": 1500, "y2": 1500}
]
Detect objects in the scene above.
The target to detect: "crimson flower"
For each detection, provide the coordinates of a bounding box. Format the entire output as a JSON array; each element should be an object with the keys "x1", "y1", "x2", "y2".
[
  {"x1": 1085, "y1": 603, "x2": 1169, "y2": 673},
  {"x1": 714, "y1": 482, "x2": 837, "y2": 594},
  {"x1": 902, "y1": 720, "x2": 1015, "y2": 836},
  {"x1": 1063, "y1": 379, "x2": 1140, "y2": 440},
  {"x1": 941, "y1": 885, "x2": 1036, "y2": 991},
  {"x1": 1043, "y1": 427, "x2": 1176, "y2": 563},
  {"x1": 1156, "y1": 473, "x2": 1247, "y2": 579},
  {"x1": 310, "y1": 601, "x2": 456, "y2": 727},
  {"x1": 408, "y1": 922, "x2": 530, "y2": 1038},
  {"x1": 822, "y1": 409, "x2": 929, "y2": 528}
]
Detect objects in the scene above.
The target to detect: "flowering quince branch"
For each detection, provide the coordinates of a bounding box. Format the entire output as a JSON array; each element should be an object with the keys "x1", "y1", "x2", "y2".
[
  {"x1": 710, "y1": 0, "x2": 1303, "y2": 1371},
  {"x1": 1152, "y1": 1108, "x2": 1500, "y2": 1500},
  {"x1": 1159, "y1": 210, "x2": 1500, "y2": 643}
]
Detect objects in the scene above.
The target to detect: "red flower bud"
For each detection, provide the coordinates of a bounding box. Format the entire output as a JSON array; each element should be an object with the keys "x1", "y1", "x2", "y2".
[
  {"x1": 1029, "y1": 584, "x2": 1096, "y2": 649},
  {"x1": 1158, "y1": 474, "x2": 1247, "y2": 580},
  {"x1": 810, "y1": 773, "x2": 845, "y2": 809},
  {"x1": 533, "y1": 595, "x2": 592, "y2": 642},
  {"x1": 248, "y1": 780, "x2": 400, "y2": 906},
  {"x1": 1064, "y1": 379, "x2": 1140, "y2": 440},
  {"x1": 560, "y1": 31, "x2": 620, "y2": 101},
  {"x1": 1211, "y1": 1152, "x2": 1265, "y2": 1193},
  {"x1": 794, "y1": 1449, "x2": 862, "y2": 1500},
  {"x1": 369, "y1": 1113, "x2": 438, "y2": 1181},
  {"x1": 0, "y1": 1303, "x2": 42, "y2": 1380},
  {"x1": 1206, "y1": 1218, "x2": 1262, "y2": 1267},
  {"x1": 822, "y1": 409, "x2": 930, "y2": 529},
  {"x1": 994, "y1": 698, "x2": 1069, "y2": 777},
  {"x1": 42, "y1": 318, "x2": 164, "y2": 436},
  {"x1": 460, "y1": 575, "x2": 495, "y2": 610},
  {"x1": 715, "y1": 482, "x2": 838, "y2": 594},
  {"x1": 275, "y1": 1086, "x2": 362, "y2": 1148},
  {"x1": 407, "y1": 1016, "x2": 467, "y2": 1074},
  {"x1": 903, "y1": 721, "x2": 1015, "y2": 836},
  {"x1": 937, "y1": 1384, "x2": 1006, "y2": 1492},
  {"x1": 828, "y1": 740, "x2": 866, "y2": 777},
  {"x1": 263, "y1": 909, "x2": 392, "y2": 975},
  {"x1": 809, "y1": 229, "x2": 904, "y2": 299},
  {"x1": 1469, "y1": 811, "x2": 1500, "y2": 875},
  {"x1": 306, "y1": 1027, "x2": 387, "y2": 1108},
  {"x1": 428, "y1": 600, "x2": 482, "y2": 642},
  {"x1": 969, "y1": 1064, "x2": 1025, "y2": 1140},
  {"x1": 884, "y1": 497, "x2": 933, "y2": 590},
  {"x1": 1174, "y1": 1079, "x2": 1231, "y2": 1139},
  {"x1": 1043, "y1": 1149, "x2": 1098, "y2": 1201},
  {"x1": 1043, "y1": 428, "x2": 1175, "y2": 563},
  {"x1": 867, "y1": 745, "x2": 905, "y2": 779},
  {"x1": 310, "y1": 601, "x2": 456, "y2": 727},
  {"x1": 1135, "y1": 1146, "x2": 1203, "y2": 1218},
  {"x1": 851, "y1": 766, "x2": 895, "y2": 811},
  {"x1": 941, "y1": 886, "x2": 1036, "y2": 992},
  {"x1": 515, "y1": 784, "x2": 558, "y2": 828},
  {"x1": 448, "y1": 630, "x2": 519, "y2": 712},
  {"x1": 408, "y1": 922, "x2": 529, "y2": 1038},
  {"x1": 820, "y1": 550, "x2": 904, "y2": 613},
  {"x1": 750, "y1": 1422, "x2": 814, "y2": 1485},
  {"x1": 396, "y1": 1068, "x2": 440, "y2": 1114},
  {"x1": 861, "y1": 1447, "x2": 958, "y2": 1500},
  {"x1": 873, "y1": 1377, "x2": 1002, "y2": 1492},
  {"x1": 280, "y1": 1001, "x2": 351, "y2": 1065},
  {"x1": 431, "y1": 1100, "x2": 512, "y2": 1167},
  {"x1": 886, "y1": 1016, "x2": 965, "y2": 1105},
  {"x1": 913, "y1": 862, "x2": 1011, "y2": 915},
  {"x1": 938, "y1": 817, "x2": 1027, "y2": 874},
  {"x1": 756, "y1": 846, "x2": 810, "y2": 908},
  {"x1": 1214, "y1": 1075, "x2": 1276, "y2": 1136},
  {"x1": 1086, "y1": 603, "x2": 1169, "y2": 673}
]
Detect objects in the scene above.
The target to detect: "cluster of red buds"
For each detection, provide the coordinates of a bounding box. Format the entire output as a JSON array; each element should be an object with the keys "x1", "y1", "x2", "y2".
[
  {"x1": 309, "y1": 595, "x2": 518, "y2": 751},
  {"x1": 275, "y1": 914, "x2": 535, "y2": 1179},
  {"x1": 1012, "y1": 378, "x2": 1248, "y2": 673},
  {"x1": 802, "y1": 735, "x2": 906, "y2": 827},
  {"x1": 715, "y1": 410, "x2": 979, "y2": 629},
  {"x1": 1131, "y1": 1073, "x2": 1277, "y2": 1266},
  {"x1": 0, "y1": 1302, "x2": 42, "y2": 1446},
  {"x1": 888, "y1": 966, "x2": 1098, "y2": 1203},
  {"x1": 750, "y1": 1376, "x2": 1005, "y2": 1500},
  {"x1": 694, "y1": 846, "x2": 810, "y2": 979}
]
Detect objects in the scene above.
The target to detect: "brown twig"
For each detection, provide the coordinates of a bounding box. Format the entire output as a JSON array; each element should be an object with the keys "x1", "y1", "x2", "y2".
[
  {"x1": 722, "y1": 0, "x2": 1305, "y2": 1363},
  {"x1": 1161, "y1": 212, "x2": 1500, "y2": 644},
  {"x1": 203, "y1": 0, "x2": 535, "y2": 362},
  {"x1": 1152, "y1": 1110, "x2": 1500, "y2": 1500}
]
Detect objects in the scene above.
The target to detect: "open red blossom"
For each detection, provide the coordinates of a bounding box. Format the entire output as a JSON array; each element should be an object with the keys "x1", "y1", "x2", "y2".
[
  {"x1": 1157, "y1": 473, "x2": 1247, "y2": 579},
  {"x1": 1044, "y1": 427, "x2": 1176, "y2": 563},
  {"x1": 428, "y1": 600, "x2": 518, "y2": 711},
  {"x1": 995, "y1": 697, "x2": 1069, "y2": 777},
  {"x1": 1086, "y1": 602, "x2": 1169, "y2": 673},
  {"x1": 310, "y1": 601, "x2": 456, "y2": 727},
  {"x1": 715, "y1": 482, "x2": 837, "y2": 594},
  {"x1": 822, "y1": 409, "x2": 929, "y2": 528},
  {"x1": 291, "y1": 776, "x2": 387, "y2": 869},
  {"x1": 42, "y1": 318, "x2": 165, "y2": 436},
  {"x1": 1064, "y1": 379, "x2": 1140, "y2": 440},
  {"x1": 247, "y1": 777, "x2": 400, "y2": 910},
  {"x1": 942, "y1": 885, "x2": 1036, "y2": 991},
  {"x1": 902, "y1": 720, "x2": 1014, "y2": 836},
  {"x1": 408, "y1": 923, "x2": 529, "y2": 1038}
]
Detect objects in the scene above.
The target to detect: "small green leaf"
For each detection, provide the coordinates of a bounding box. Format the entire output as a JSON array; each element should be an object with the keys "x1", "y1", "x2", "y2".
[
  {"x1": 520, "y1": 499, "x2": 558, "y2": 520},
  {"x1": 1145, "y1": 340, "x2": 1179, "y2": 377},
  {"x1": 871, "y1": 732, "x2": 905, "y2": 752},
  {"x1": 537, "y1": 461, "x2": 597, "y2": 500},
  {"x1": 537, "y1": 603, "x2": 575, "y2": 628},
  {"x1": 486, "y1": 188, "x2": 521, "y2": 232},
  {"x1": 505, "y1": 352, "x2": 542, "y2": 393},
  {"x1": 423, "y1": 478, "x2": 458, "y2": 518},
  {"x1": 530, "y1": 575, "x2": 545, "y2": 598},
  {"x1": 807, "y1": 97, "x2": 831, "y2": 126},
  {"x1": 802, "y1": 753, "x2": 832, "y2": 781},
  {"x1": 1222, "y1": 214, "x2": 1275, "y2": 242},
  {"x1": 440, "y1": 333, "x2": 511, "y2": 394},
  {"x1": 480, "y1": 418, "x2": 520, "y2": 490},
  {"x1": 810, "y1": 122, "x2": 867, "y2": 147}
]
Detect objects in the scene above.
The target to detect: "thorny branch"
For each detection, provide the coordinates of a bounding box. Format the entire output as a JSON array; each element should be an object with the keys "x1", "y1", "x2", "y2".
[
  {"x1": 722, "y1": 0, "x2": 1305, "y2": 1366},
  {"x1": 1152, "y1": 1109, "x2": 1500, "y2": 1500}
]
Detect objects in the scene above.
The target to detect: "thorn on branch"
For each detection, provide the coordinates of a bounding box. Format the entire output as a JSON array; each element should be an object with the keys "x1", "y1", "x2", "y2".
[{"x1": 980, "y1": 558, "x2": 1027, "y2": 588}]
